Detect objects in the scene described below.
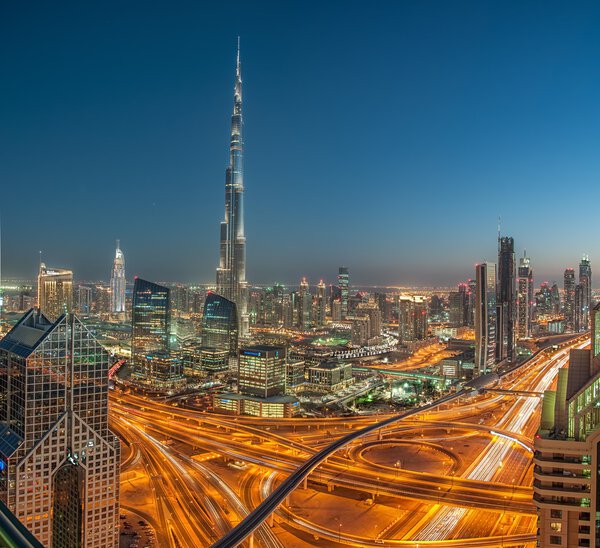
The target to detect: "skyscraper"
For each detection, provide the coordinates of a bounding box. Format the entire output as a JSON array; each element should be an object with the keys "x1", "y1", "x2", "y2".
[
  {"x1": 517, "y1": 252, "x2": 533, "y2": 339},
  {"x1": 0, "y1": 309, "x2": 120, "y2": 547},
  {"x1": 497, "y1": 236, "x2": 516, "y2": 361},
  {"x1": 564, "y1": 268, "x2": 576, "y2": 332},
  {"x1": 316, "y1": 280, "x2": 326, "y2": 326},
  {"x1": 579, "y1": 254, "x2": 592, "y2": 329},
  {"x1": 131, "y1": 278, "x2": 180, "y2": 384},
  {"x1": 475, "y1": 262, "x2": 497, "y2": 374},
  {"x1": 109, "y1": 240, "x2": 126, "y2": 314},
  {"x1": 238, "y1": 345, "x2": 286, "y2": 398},
  {"x1": 215, "y1": 39, "x2": 248, "y2": 337},
  {"x1": 201, "y1": 292, "x2": 238, "y2": 356},
  {"x1": 297, "y1": 278, "x2": 312, "y2": 329},
  {"x1": 338, "y1": 267, "x2": 349, "y2": 319},
  {"x1": 37, "y1": 263, "x2": 73, "y2": 321}
]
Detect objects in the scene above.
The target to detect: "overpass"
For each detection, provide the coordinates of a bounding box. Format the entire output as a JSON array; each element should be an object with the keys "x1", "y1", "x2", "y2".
[
  {"x1": 211, "y1": 388, "x2": 467, "y2": 548},
  {"x1": 211, "y1": 343, "x2": 568, "y2": 548},
  {"x1": 352, "y1": 366, "x2": 446, "y2": 382}
]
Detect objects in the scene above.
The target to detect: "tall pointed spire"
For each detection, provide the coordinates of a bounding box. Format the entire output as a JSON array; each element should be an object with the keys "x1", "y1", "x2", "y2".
[{"x1": 215, "y1": 40, "x2": 249, "y2": 338}]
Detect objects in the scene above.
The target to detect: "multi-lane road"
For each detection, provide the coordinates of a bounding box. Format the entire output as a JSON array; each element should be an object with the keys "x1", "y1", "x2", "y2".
[{"x1": 111, "y1": 334, "x2": 587, "y2": 547}]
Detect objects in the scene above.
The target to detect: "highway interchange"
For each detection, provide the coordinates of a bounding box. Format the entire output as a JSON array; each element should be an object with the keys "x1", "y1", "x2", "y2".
[{"x1": 112, "y1": 334, "x2": 588, "y2": 547}]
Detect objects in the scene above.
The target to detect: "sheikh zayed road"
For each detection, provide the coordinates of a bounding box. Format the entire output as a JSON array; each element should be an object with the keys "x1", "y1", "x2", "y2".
[{"x1": 109, "y1": 333, "x2": 587, "y2": 548}]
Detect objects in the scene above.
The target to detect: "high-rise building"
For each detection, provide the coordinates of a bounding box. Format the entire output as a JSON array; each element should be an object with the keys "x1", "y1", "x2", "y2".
[
  {"x1": 338, "y1": 267, "x2": 349, "y2": 319},
  {"x1": 37, "y1": 263, "x2": 73, "y2": 321},
  {"x1": 201, "y1": 292, "x2": 238, "y2": 356},
  {"x1": 215, "y1": 40, "x2": 249, "y2": 337},
  {"x1": 497, "y1": 236, "x2": 516, "y2": 361},
  {"x1": 449, "y1": 283, "x2": 469, "y2": 326},
  {"x1": 517, "y1": 252, "x2": 534, "y2": 339},
  {"x1": 355, "y1": 302, "x2": 382, "y2": 339},
  {"x1": 109, "y1": 240, "x2": 125, "y2": 314},
  {"x1": 397, "y1": 296, "x2": 428, "y2": 343},
  {"x1": 475, "y1": 262, "x2": 497, "y2": 374},
  {"x1": 297, "y1": 278, "x2": 312, "y2": 329},
  {"x1": 131, "y1": 278, "x2": 180, "y2": 384},
  {"x1": 534, "y1": 303, "x2": 600, "y2": 547},
  {"x1": 564, "y1": 268, "x2": 576, "y2": 332},
  {"x1": 238, "y1": 345, "x2": 286, "y2": 398},
  {"x1": 0, "y1": 309, "x2": 120, "y2": 547},
  {"x1": 316, "y1": 280, "x2": 326, "y2": 326},
  {"x1": 579, "y1": 255, "x2": 592, "y2": 330}
]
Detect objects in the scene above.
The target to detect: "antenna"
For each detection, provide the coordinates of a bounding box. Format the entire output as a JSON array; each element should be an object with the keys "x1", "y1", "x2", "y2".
[{"x1": 497, "y1": 216, "x2": 501, "y2": 239}]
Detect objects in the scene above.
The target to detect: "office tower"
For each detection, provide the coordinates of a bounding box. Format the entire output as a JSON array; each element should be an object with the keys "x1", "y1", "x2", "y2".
[
  {"x1": 397, "y1": 296, "x2": 428, "y2": 343},
  {"x1": 109, "y1": 240, "x2": 125, "y2": 314},
  {"x1": 297, "y1": 278, "x2": 312, "y2": 329},
  {"x1": 238, "y1": 345, "x2": 286, "y2": 398},
  {"x1": 475, "y1": 262, "x2": 497, "y2": 374},
  {"x1": 352, "y1": 316, "x2": 371, "y2": 345},
  {"x1": 37, "y1": 263, "x2": 73, "y2": 321},
  {"x1": 215, "y1": 40, "x2": 249, "y2": 337},
  {"x1": 131, "y1": 278, "x2": 179, "y2": 384},
  {"x1": 517, "y1": 252, "x2": 534, "y2": 338},
  {"x1": 0, "y1": 309, "x2": 120, "y2": 547},
  {"x1": 355, "y1": 302, "x2": 382, "y2": 339},
  {"x1": 316, "y1": 280, "x2": 326, "y2": 326},
  {"x1": 338, "y1": 266, "x2": 349, "y2": 319},
  {"x1": 497, "y1": 236, "x2": 516, "y2": 361},
  {"x1": 331, "y1": 299, "x2": 342, "y2": 322},
  {"x1": 449, "y1": 283, "x2": 469, "y2": 326},
  {"x1": 201, "y1": 292, "x2": 238, "y2": 356},
  {"x1": 579, "y1": 255, "x2": 592, "y2": 329},
  {"x1": 535, "y1": 303, "x2": 600, "y2": 547},
  {"x1": 564, "y1": 269, "x2": 576, "y2": 332}
]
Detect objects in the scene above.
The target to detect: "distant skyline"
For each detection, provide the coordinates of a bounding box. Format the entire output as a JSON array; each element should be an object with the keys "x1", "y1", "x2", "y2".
[{"x1": 2, "y1": 1, "x2": 600, "y2": 286}]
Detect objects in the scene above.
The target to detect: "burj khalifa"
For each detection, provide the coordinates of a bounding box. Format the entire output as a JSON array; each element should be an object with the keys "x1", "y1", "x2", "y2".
[{"x1": 216, "y1": 39, "x2": 249, "y2": 337}]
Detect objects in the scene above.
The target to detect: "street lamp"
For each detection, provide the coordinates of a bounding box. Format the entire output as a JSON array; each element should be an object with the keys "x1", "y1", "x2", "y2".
[{"x1": 338, "y1": 522, "x2": 342, "y2": 543}]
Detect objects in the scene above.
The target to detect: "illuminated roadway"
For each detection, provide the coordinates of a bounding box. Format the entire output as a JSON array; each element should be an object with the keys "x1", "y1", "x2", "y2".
[{"x1": 110, "y1": 334, "x2": 587, "y2": 547}]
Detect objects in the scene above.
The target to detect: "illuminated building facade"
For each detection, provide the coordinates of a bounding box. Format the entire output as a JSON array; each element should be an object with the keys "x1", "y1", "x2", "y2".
[
  {"x1": 238, "y1": 345, "x2": 286, "y2": 398},
  {"x1": 316, "y1": 280, "x2": 326, "y2": 326},
  {"x1": 297, "y1": 278, "x2": 312, "y2": 329},
  {"x1": 535, "y1": 303, "x2": 600, "y2": 547},
  {"x1": 564, "y1": 268, "x2": 576, "y2": 332},
  {"x1": 475, "y1": 262, "x2": 497, "y2": 374},
  {"x1": 338, "y1": 266, "x2": 349, "y2": 319},
  {"x1": 0, "y1": 309, "x2": 120, "y2": 547},
  {"x1": 215, "y1": 40, "x2": 249, "y2": 337},
  {"x1": 579, "y1": 255, "x2": 592, "y2": 330},
  {"x1": 517, "y1": 252, "x2": 533, "y2": 338},
  {"x1": 37, "y1": 263, "x2": 73, "y2": 321},
  {"x1": 397, "y1": 296, "x2": 427, "y2": 343},
  {"x1": 109, "y1": 240, "x2": 125, "y2": 314}
]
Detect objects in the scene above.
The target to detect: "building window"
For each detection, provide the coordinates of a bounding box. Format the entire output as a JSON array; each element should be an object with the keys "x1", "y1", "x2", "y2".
[
  {"x1": 550, "y1": 522, "x2": 562, "y2": 532},
  {"x1": 550, "y1": 509, "x2": 562, "y2": 519},
  {"x1": 549, "y1": 536, "x2": 562, "y2": 545}
]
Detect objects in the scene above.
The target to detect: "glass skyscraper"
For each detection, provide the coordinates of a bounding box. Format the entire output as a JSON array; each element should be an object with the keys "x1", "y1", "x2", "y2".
[
  {"x1": 0, "y1": 309, "x2": 120, "y2": 547},
  {"x1": 215, "y1": 39, "x2": 249, "y2": 337},
  {"x1": 475, "y1": 262, "x2": 497, "y2": 374},
  {"x1": 202, "y1": 292, "x2": 238, "y2": 356},
  {"x1": 131, "y1": 278, "x2": 180, "y2": 384}
]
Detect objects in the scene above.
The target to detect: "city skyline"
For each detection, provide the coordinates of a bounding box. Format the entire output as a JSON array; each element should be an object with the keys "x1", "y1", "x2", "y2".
[{"x1": 2, "y1": 2, "x2": 600, "y2": 285}]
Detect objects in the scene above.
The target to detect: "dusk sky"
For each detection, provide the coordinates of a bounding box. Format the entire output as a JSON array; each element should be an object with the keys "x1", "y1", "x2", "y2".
[{"x1": 2, "y1": 1, "x2": 600, "y2": 286}]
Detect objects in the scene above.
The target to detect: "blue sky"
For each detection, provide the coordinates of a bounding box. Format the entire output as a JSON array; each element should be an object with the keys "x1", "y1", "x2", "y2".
[{"x1": 1, "y1": 1, "x2": 600, "y2": 286}]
